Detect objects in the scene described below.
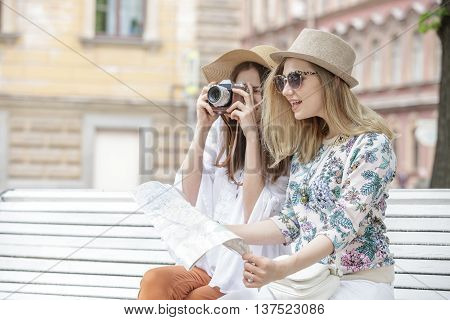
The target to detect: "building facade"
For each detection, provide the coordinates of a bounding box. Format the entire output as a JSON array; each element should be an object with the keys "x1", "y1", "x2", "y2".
[
  {"x1": 0, "y1": 0, "x2": 242, "y2": 190},
  {"x1": 241, "y1": 0, "x2": 441, "y2": 188}
]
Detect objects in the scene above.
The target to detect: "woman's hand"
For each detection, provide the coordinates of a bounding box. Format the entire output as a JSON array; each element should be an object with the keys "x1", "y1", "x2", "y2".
[
  {"x1": 241, "y1": 253, "x2": 288, "y2": 288},
  {"x1": 196, "y1": 83, "x2": 218, "y2": 129},
  {"x1": 226, "y1": 83, "x2": 260, "y2": 140}
]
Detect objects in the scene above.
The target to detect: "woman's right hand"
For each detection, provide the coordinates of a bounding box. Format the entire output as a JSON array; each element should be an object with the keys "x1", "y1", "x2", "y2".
[{"x1": 196, "y1": 83, "x2": 218, "y2": 129}]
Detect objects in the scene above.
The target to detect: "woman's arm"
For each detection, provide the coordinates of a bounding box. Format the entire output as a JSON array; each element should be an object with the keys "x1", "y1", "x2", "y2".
[
  {"x1": 227, "y1": 85, "x2": 265, "y2": 222},
  {"x1": 180, "y1": 85, "x2": 218, "y2": 206},
  {"x1": 227, "y1": 219, "x2": 285, "y2": 245},
  {"x1": 241, "y1": 129, "x2": 265, "y2": 222},
  {"x1": 241, "y1": 235, "x2": 334, "y2": 288},
  {"x1": 180, "y1": 126, "x2": 211, "y2": 206}
]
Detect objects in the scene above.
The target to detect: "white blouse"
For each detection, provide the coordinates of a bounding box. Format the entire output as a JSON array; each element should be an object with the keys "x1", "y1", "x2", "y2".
[{"x1": 174, "y1": 118, "x2": 291, "y2": 294}]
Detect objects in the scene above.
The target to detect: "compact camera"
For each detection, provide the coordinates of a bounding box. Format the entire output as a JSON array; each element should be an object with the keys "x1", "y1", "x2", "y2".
[{"x1": 207, "y1": 80, "x2": 248, "y2": 114}]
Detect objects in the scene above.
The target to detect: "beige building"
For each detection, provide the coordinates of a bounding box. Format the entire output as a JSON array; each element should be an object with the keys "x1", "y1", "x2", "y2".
[
  {"x1": 0, "y1": 0, "x2": 242, "y2": 190},
  {"x1": 241, "y1": 0, "x2": 441, "y2": 188}
]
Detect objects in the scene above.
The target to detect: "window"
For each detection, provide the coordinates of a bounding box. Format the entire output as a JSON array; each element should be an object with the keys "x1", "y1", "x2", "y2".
[
  {"x1": 353, "y1": 43, "x2": 363, "y2": 87},
  {"x1": 391, "y1": 36, "x2": 402, "y2": 85},
  {"x1": 371, "y1": 39, "x2": 381, "y2": 88},
  {"x1": 413, "y1": 129, "x2": 420, "y2": 169},
  {"x1": 95, "y1": 0, "x2": 145, "y2": 38},
  {"x1": 93, "y1": 129, "x2": 140, "y2": 191},
  {"x1": 412, "y1": 32, "x2": 424, "y2": 82},
  {"x1": 83, "y1": 114, "x2": 151, "y2": 188}
]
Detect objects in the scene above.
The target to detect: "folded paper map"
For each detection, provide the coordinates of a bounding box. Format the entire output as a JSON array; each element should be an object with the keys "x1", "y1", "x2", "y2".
[{"x1": 133, "y1": 181, "x2": 250, "y2": 270}]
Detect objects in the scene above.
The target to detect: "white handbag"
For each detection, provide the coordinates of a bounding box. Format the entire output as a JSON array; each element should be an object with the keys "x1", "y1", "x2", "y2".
[{"x1": 266, "y1": 255, "x2": 341, "y2": 300}]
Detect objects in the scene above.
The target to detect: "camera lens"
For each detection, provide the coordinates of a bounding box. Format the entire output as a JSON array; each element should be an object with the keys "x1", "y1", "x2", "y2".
[
  {"x1": 207, "y1": 85, "x2": 231, "y2": 107},
  {"x1": 208, "y1": 86, "x2": 221, "y2": 103}
]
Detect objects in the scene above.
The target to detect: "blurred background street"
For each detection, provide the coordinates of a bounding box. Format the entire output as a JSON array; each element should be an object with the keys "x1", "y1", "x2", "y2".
[{"x1": 0, "y1": 0, "x2": 443, "y2": 190}]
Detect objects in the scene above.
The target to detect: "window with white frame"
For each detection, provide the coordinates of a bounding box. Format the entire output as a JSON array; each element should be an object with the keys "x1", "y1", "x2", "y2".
[
  {"x1": 412, "y1": 32, "x2": 424, "y2": 82},
  {"x1": 371, "y1": 39, "x2": 382, "y2": 88},
  {"x1": 391, "y1": 35, "x2": 402, "y2": 85},
  {"x1": 353, "y1": 43, "x2": 363, "y2": 87},
  {"x1": 95, "y1": 0, "x2": 145, "y2": 38}
]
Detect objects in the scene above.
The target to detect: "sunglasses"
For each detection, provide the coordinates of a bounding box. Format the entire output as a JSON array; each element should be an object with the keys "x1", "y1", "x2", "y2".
[{"x1": 274, "y1": 70, "x2": 318, "y2": 93}]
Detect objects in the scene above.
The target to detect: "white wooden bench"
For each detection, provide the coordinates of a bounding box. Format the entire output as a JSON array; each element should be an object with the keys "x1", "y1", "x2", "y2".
[
  {"x1": 0, "y1": 189, "x2": 175, "y2": 299},
  {"x1": 0, "y1": 188, "x2": 449, "y2": 299},
  {"x1": 384, "y1": 189, "x2": 450, "y2": 300}
]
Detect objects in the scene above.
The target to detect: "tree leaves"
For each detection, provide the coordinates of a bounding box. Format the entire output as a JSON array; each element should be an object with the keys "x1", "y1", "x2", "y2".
[{"x1": 419, "y1": 7, "x2": 449, "y2": 33}]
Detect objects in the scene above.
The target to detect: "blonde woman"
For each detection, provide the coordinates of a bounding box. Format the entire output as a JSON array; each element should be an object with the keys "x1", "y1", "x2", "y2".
[
  {"x1": 228, "y1": 29, "x2": 397, "y2": 299},
  {"x1": 138, "y1": 46, "x2": 291, "y2": 300}
]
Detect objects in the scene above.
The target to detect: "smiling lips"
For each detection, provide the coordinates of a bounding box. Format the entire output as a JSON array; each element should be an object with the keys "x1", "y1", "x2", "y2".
[{"x1": 289, "y1": 100, "x2": 302, "y2": 112}]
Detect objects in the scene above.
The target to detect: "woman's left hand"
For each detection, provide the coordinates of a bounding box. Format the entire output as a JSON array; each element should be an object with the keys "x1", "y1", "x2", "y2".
[
  {"x1": 226, "y1": 84, "x2": 260, "y2": 140},
  {"x1": 241, "y1": 253, "x2": 285, "y2": 288}
]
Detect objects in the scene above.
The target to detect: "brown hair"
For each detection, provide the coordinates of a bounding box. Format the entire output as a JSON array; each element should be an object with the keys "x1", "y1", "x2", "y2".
[{"x1": 215, "y1": 61, "x2": 289, "y2": 184}]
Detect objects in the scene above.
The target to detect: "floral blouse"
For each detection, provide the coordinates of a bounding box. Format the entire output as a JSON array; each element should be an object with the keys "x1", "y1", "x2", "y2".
[{"x1": 271, "y1": 132, "x2": 397, "y2": 274}]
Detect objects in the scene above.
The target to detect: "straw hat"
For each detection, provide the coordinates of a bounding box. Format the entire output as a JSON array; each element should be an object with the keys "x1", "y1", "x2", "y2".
[
  {"x1": 201, "y1": 45, "x2": 279, "y2": 83},
  {"x1": 271, "y1": 28, "x2": 359, "y2": 88}
]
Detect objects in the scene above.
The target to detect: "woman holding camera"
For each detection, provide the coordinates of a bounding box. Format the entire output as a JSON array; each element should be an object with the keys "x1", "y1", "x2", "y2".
[
  {"x1": 227, "y1": 29, "x2": 397, "y2": 299},
  {"x1": 138, "y1": 46, "x2": 290, "y2": 300}
]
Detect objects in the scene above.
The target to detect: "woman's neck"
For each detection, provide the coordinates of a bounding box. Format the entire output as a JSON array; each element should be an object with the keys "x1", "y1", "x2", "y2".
[{"x1": 324, "y1": 125, "x2": 341, "y2": 140}]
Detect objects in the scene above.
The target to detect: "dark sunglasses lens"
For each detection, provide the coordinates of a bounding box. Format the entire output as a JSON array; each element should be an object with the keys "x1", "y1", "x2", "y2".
[
  {"x1": 274, "y1": 76, "x2": 285, "y2": 92},
  {"x1": 288, "y1": 72, "x2": 302, "y2": 89}
]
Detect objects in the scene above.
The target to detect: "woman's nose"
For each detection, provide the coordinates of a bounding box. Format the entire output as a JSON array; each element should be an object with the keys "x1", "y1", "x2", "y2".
[{"x1": 282, "y1": 82, "x2": 293, "y2": 97}]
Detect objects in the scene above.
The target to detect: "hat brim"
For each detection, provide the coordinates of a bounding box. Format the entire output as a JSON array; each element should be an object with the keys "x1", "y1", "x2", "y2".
[
  {"x1": 271, "y1": 52, "x2": 359, "y2": 88},
  {"x1": 202, "y1": 50, "x2": 271, "y2": 83}
]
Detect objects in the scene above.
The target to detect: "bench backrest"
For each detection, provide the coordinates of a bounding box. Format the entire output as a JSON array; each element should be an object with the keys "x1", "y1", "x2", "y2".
[
  {"x1": 0, "y1": 189, "x2": 173, "y2": 299},
  {"x1": 0, "y1": 188, "x2": 449, "y2": 299},
  {"x1": 385, "y1": 189, "x2": 450, "y2": 300}
]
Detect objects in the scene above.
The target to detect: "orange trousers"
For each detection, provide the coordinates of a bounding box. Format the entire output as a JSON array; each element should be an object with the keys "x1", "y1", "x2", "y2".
[{"x1": 138, "y1": 266, "x2": 224, "y2": 300}]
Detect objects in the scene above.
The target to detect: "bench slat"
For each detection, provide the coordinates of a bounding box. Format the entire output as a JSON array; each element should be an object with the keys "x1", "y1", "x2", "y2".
[
  {"x1": 385, "y1": 218, "x2": 450, "y2": 232},
  {"x1": 0, "y1": 257, "x2": 168, "y2": 277},
  {"x1": 0, "y1": 282, "x2": 137, "y2": 299},
  {"x1": 0, "y1": 244, "x2": 175, "y2": 264},
  {"x1": 391, "y1": 245, "x2": 450, "y2": 260},
  {"x1": 394, "y1": 274, "x2": 450, "y2": 291},
  {"x1": 0, "y1": 234, "x2": 167, "y2": 250},
  {"x1": 0, "y1": 223, "x2": 160, "y2": 238},
  {"x1": 1, "y1": 190, "x2": 133, "y2": 202},
  {"x1": 0, "y1": 271, "x2": 140, "y2": 289},
  {"x1": 388, "y1": 189, "x2": 450, "y2": 201},
  {"x1": 394, "y1": 288, "x2": 450, "y2": 300},
  {"x1": 395, "y1": 259, "x2": 450, "y2": 275},
  {"x1": 0, "y1": 211, "x2": 151, "y2": 226},
  {"x1": 0, "y1": 291, "x2": 100, "y2": 300},
  {"x1": 0, "y1": 202, "x2": 141, "y2": 213},
  {"x1": 385, "y1": 204, "x2": 450, "y2": 217},
  {"x1": 387, "y1": 232, "x2": 450, "y2": 246}
]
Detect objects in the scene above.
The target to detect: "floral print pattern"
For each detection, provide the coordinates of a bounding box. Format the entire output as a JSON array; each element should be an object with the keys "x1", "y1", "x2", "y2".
[{"x1": 271, "y1": 133, "x2": 396, "y2": 274}]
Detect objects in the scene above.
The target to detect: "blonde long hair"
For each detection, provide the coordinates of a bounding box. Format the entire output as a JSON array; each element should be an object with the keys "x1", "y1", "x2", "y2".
[{"x1": 262, "y1": 58, "x2": 395, "y2": 165}]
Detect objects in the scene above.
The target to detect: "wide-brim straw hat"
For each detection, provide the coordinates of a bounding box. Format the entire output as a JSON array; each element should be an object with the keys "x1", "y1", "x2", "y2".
[
  {"x1": 271, "y1": 28, "x2": 359, "y2": 88},
  {"x1": 202, "y1": 45, "x2": 280, "y2": 83}
]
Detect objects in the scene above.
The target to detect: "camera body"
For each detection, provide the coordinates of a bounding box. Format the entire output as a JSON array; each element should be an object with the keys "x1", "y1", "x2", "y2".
[{"x1": 207, "y1": 80, "x2": 248, "y2": 114}]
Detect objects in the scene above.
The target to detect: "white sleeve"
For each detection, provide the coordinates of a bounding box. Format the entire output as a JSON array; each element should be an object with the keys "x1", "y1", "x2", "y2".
[
  {"x1": 248, "y1": 174, "x2": 293, "y2": 258},
  {"x1": 173, "y1": 118, "x2": 223, "y2": 216},
  {"x1": 247, "y1": 175, "x2": 289, "y2": 223}
]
